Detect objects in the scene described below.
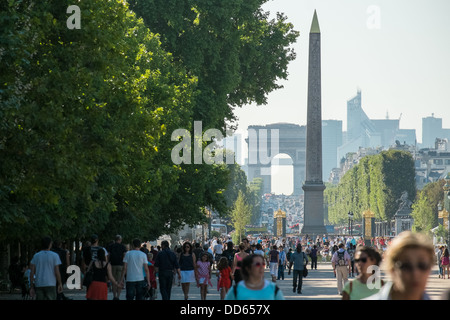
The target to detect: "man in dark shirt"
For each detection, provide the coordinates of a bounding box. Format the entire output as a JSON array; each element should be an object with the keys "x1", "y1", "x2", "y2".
[
  {"x1": 107, "y1": 235, "x2": 127, "y2": 300},
  {"x1": 154, "y1": 241, "x2": 181, "y2": 300}
]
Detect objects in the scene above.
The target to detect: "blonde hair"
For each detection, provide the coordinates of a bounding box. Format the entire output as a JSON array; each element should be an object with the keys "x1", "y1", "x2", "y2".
[{"x1": 383, "y1": 231, "x2": 435, "y2": 271}]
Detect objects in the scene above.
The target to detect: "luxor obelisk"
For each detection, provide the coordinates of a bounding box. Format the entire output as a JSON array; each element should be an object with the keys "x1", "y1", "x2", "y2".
[{"x1": 301, "y1": 10, "x2": 327, "y2": 236}]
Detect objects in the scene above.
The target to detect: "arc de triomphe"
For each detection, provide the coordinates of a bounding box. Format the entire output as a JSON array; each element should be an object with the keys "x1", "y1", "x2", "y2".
[{"x1": 246, "y1": 123, "x2": 306, "y2": 195}]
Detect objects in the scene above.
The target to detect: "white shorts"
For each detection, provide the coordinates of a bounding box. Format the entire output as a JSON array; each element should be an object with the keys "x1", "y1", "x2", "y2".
[
  {"x1": 180, "y1": 270, "x2": 196, "y2": 283},
  {"x1": 269, "y1": 262, "x2": 278, "y2": 276}
]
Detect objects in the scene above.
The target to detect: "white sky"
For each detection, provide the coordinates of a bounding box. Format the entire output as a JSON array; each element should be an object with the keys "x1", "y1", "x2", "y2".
[{"x1": 231, "y1": 0, "x2": 450, "y2": 194}]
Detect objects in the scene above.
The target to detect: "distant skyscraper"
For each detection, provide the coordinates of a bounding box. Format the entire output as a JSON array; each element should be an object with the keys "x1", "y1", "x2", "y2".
[
  {"x1": 322, "y1": 120, "x2": 342, "y2": 179},
  {"x1": 422, "y1": 114, "x2": 443, "y2": 148},
  {"x1": 371, "y1": 119, "x2": 399, "y2": 148},
  {"x1": 395, "y1": 129, "x2": 417, "y2": 146},
  {"x1": 346, "y1": 89, "x2": 376, "y2": 145}
]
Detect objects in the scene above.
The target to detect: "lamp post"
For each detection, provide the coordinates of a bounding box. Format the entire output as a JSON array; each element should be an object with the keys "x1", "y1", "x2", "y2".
[{"x1": 348, "y1": 211, "x2": 354, "y2": 237}]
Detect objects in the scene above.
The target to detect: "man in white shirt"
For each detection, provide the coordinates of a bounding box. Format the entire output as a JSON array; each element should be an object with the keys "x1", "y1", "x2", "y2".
[
  {"x1": 29, "y1": 236, "x2": 63, "y2": 300},
  {"x1": 120, "y1": 239, "x2": 150, "y2": 300}
]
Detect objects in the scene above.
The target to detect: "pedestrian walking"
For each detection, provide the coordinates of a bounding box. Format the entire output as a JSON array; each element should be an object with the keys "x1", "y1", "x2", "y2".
[
  {"x1": 310, "y1": 245, "x2": 318, "y2": 270},
  {"x1": 331, "y1": 243, "x2": 351, "y2": 295},
  {"x1": 436, "y1": 246, "x2": 444, "y2": 278},
  {"x1": 347, "y1": 243, "x2": 356, "y2": 277},
  {"x1": 196, "y1": 252, "x2": 212, "y2": 300},
  {"x1": 106, "y1": 235, "x2": 127, "y2": 300},
  {"x1": 154, "y1": 240, "x2": 181, "y2": 300},
  {"x1": 222, "y1": 241, "x2": 236, "y2": 268},
  {"x1": 81, "y1": 234, "x2": 108, "y2": 274},
  {"x1": 193, "y1": 242, "x2": 204, "y2": 262},
  {"x1": 289, "y1": 243, "x2": 308, "y2": 294},
  {"x1": 29, "y1": 236, "x2": 63, "y2": 300},
  {"x1": 441, "y1": 248, "x2": 449, "y2": 279},
  {"x1": 269, "y1": 245, "x2": 279, "y2": 282},
  {"x1": 86, "y1": 247, "x2": 121, "y2": 300},
  {"x1": 51, "y1": 240, "x2": 71, "y2": 300},
  {"x1": 277, "y1": 246, "x2": 286, "y2": 280},
  {"x1": 225, "y1": 254, "x2": 284, "y2": 300},
  {"x1": 213, "y1": 240, "x2": 223, "y2": 268},
  {"x1": 217, "y1": 257, "x2": 233, "y2": 300},
  {"x1": 179, "y1": 241, "x2": 197, "y2": 300},
  {"x1": 232, "y1": 243, "x2": 249, "y2": 285},
  {"x1": 119, "y1": 239, "x2": 151, "y2": 300},
  {"x1": 342, "y1": 246, "x2": 383, "y2": 300},
  {"x1": 365, "y1": 231, "x2": 435, "y2": 300}
]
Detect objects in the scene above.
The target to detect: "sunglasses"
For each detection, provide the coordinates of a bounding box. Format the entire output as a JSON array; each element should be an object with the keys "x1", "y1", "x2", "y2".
[
  {"x1": 253, "y1": 262, "x2": 266, "y2": 267},
  {"x1": 395, "y1": 261, "x2": 431, "y2": 272},
  {"x1": 355, "y1": 257, "x2": 368, "y2": 263}
]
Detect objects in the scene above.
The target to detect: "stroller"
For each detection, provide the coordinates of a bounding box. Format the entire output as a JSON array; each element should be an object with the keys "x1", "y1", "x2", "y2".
[{"x1": 144, "y1": 262, "x2": 157, "y2": 300}]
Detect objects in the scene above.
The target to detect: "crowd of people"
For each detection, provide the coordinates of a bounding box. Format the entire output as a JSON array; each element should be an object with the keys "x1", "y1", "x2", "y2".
[{"x1": 7, "y1": 231, "x2": 450, "y2": 301}]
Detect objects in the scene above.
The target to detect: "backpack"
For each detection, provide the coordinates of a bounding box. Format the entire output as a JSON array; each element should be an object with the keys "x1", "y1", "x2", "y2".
[{"x1": 337, "y1": 251, "x2": 347, "y2": 266}]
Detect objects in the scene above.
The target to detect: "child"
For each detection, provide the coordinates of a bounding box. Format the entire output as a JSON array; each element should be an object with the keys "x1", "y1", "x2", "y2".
[
  {"x1": 196, "y1": 252, "x2": 212, "y2": 300},
  {"x1": 217, "y1": 257, "x2": 233, "y2": 300}
]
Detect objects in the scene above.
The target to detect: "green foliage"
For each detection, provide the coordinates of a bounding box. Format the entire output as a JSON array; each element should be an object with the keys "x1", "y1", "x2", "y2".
[
  {"x1": 127, "y1": 0, "x2": 299, "y2": 130},
  {"x1": 0, "y1": 0, "x2": 197, "y2": 242},
  {"x1": 411, "y1": 193, "x2": 435, "y2": 234},
  {"x1": 325, "y1": 150, "x2": 416, "y2": 224},
  {"x1": 231, "y1": 191, "x2": 252, "y2": 243},
  {"x1": 0, "y1": 0, "x2": 298, "y2": 246}
]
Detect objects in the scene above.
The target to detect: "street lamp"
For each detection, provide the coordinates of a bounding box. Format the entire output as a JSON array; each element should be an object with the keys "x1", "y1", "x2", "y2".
[{"x1": 348, "y1": 211, "x2": 354, "y2": 237}]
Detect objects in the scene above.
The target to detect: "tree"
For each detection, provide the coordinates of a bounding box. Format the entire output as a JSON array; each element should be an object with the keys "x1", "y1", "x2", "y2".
[
  {"x1": 325, "y1": 150, "x2": 416, "y2": 225},
  {"x1": 420, "y1": 179, "x2": 446, "y2": 227},
  {"x1": 231, "y1": 191, "x2": 252, "y2": 243},
  {"x1": 412, "y1": 193, "x2": 435, "y2": 234},
  {"x1": 0, "y1": 0, "x2": 197, "y2": 242},
  {"x1": 128, "y1": 0, "x2": 300, "y2": 130}
]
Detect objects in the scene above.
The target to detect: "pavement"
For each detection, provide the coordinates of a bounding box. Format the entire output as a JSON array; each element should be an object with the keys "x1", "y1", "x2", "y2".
[{"x1": 1, "y1": 261, "x2": 449, "y2": 300}]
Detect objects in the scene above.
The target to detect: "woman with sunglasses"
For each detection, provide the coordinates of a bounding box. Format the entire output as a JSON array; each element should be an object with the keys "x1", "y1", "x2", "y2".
[
  {"x1": 179, "y1": 242, "x2": 197, "y2": 300},
  {"x1": 365, "y1": 231, "x2": 435, "y2": 300},
  {"x1": 342, "y1": 246, "x2": 382, "y2": 300},
  {"x1": 225, "y1": 254, "x2": 284, "y2": 300}
]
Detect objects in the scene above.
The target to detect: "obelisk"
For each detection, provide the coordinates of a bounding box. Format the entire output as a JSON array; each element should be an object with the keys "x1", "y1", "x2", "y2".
[{"x1": 301, "y1": 10, "x2": 327, "y2": 236}]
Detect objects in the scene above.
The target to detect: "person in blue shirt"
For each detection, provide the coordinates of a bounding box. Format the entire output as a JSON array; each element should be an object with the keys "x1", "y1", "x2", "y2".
[{"x1": 225, "y1": 254, "x2": 284, "y2": 300}]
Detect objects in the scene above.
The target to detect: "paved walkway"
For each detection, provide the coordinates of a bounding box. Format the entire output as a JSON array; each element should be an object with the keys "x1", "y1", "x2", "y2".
[{"x1": 1, "y1": 262, "x2": 449, "y2": 300}]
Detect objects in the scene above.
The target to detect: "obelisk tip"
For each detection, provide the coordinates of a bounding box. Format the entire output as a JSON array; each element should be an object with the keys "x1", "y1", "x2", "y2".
[{"x1": 310, "y1": 10, "x2": 320, "y2": 34}]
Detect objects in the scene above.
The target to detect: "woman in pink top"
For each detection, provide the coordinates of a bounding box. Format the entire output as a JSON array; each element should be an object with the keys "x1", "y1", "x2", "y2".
[{"x1": 232, "y1": 243, "x2": 249, "y2": 285}]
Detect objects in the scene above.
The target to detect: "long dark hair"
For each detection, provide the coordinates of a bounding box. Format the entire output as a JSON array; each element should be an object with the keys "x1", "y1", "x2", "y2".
[{"x1": 183, "y1": 241, "x2": 192, "y2": 254}]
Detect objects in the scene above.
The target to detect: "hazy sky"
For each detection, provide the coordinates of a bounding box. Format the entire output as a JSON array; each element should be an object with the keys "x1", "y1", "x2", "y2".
[
  {"x1": 232, "y1": 0, "x2": 450, "y2": 194},
  {"x1": 233, "y1": 0, "x2": 450, "y2": 141}
]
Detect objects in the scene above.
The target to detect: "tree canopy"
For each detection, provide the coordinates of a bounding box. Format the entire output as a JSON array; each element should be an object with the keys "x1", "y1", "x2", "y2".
[
  {"x1": 325, "y1": 150, "x2": 416, "y2": 224},
  {"x1": 0, "y1": 0, "x2": 299, "y2": 244}
]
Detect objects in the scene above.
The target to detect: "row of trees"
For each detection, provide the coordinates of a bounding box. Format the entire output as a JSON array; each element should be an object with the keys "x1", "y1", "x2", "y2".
[
  {"x1": 411, "y1": 179, "x2": 446, "y2": 235},
  {"x1": 326, "y1": 149, "x2": 448, "y2": 238},
  {"x1": 325, "y1": 150, "x2": 416, "y2": 225},
  {"x1": 0, "y1": 0, "x2": 299, "y2": 245}
]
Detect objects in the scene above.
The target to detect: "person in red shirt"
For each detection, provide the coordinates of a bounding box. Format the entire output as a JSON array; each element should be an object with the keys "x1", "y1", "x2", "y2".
[{"x1": 217, "y1": 257, "x2": 233, "y2": 300}]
